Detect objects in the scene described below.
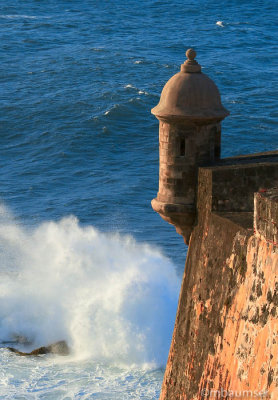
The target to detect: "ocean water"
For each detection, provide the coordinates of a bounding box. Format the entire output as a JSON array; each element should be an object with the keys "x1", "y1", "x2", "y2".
[{"x1": 0, "y1": 0, "x2": 277, "y2": 398}]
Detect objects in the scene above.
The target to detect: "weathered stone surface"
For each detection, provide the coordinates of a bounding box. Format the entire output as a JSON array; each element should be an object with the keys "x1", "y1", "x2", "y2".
[
  {"x1": 152, "y1": 50, "x2": 278, "y2": 399},
  {"x1": 198, "y1": 234, "x2": 278, "y2": 399},
  {"x1": 159, "y1": 186, "x2": 278, "y2": 400}
]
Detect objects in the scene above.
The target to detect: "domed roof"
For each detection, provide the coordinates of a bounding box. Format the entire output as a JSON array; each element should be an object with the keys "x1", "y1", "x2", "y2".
[{"x1": 151, "y1": 49, "x2": 229, "y2": 122}]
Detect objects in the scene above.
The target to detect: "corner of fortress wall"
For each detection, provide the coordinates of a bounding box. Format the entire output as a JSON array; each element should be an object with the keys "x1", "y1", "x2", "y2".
[{"x1": 159, "y1": 160, "x2": 278, "y2": 400}]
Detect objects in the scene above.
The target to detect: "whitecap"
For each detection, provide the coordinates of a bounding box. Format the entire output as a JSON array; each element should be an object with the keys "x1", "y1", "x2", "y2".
[
  {"x1": 91, "y1": 47, "x2": 105, "y2": 52},
  {"x1": 0, "y1": 14, "x2": 38, "y2": 19},
  {"x1": 134, "y1": 60, "x2": 143, "y2": 64},
  {"x1": 216, "y1": 21, "x2": 224, "y2": 27},
  {"x1": 103, "y1": 104, "x2": 121, "y2": 116},
  {"x1": 124, "y1": 85, "x2": 149, "y2": 95},
  {"x1": 138, "y1": 90, "x2": 149, "y2": 95}
]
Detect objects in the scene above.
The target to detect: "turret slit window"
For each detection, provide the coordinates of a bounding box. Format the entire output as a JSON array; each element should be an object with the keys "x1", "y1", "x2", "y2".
[
  {"x1": 180, "y1": 138, "x2": 185, "y2": 156},
  {"x1": 210, "y1": 141, "x2": 215, "y2": 161},
  {"x1": 210, "y1": 126, "x2": 220, "y2": 159}
]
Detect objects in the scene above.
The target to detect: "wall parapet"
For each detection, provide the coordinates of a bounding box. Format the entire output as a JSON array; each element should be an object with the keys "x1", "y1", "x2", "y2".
[{"x1": 198, "y1": 151, "x2": 278, "y2": 217}]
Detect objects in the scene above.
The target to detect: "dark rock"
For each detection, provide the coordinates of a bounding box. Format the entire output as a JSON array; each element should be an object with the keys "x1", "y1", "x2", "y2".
[
  {"x1": 1, "y1": 334, "x2": 32, "y2": 346},
  {"x1": 7, "y1": 340, "x2": 70, "y2": 356}
]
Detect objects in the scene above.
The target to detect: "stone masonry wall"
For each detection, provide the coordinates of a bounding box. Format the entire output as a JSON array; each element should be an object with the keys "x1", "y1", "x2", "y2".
[
  {"x1": 198, "y1": 229, "x2": 278, "y2": 399},
  {"x1": 157, "y1": 122, "x2": 220, "y2": 205},
  {"x1": 159, "y1": 172, "x2": 278, "y2": 399},
  {"x1": 204, "y1": 160, "x2": 278, "y2": 213}
]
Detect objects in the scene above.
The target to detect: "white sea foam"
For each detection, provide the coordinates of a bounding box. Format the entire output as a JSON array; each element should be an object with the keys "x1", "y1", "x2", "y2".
[
  {"x1": 0, "y1": 204, "x2": 179, "y2": 368},
  {"x1": 0, "y1": 15, "x2": 38, "y2": 19},
  {"x1": 124, "y1": 85, "x2": 149, "y2": 96},
  {"x1": 138, "y1": 90, "x2": 148, "y2": 95},
  {"x1": 216, "y1": 21, "x2": 224, "y2": 27},
  {"x1": 104, "y1": 104, "x2": 121, "y2": 116}
]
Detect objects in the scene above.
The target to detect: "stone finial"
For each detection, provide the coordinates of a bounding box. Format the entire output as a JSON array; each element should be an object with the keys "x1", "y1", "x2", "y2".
[
  {"x1": 181, "y1": 48, "x2": 201, "y2": 73},
  {"x1": 186, "y1": 48, "x2": 196, "y2": 60}
]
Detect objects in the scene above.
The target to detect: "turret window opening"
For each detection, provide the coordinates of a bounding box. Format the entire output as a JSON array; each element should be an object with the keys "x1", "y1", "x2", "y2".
[
  {"x1": 210, "y1": 126, "x2": 220, "y2": 160},
  {"x1": 210, "y1": 139, "x2": 215, "y2": 161},
  {"x1": 180, "y1": 138, "x2": 186, "y2": 156}
]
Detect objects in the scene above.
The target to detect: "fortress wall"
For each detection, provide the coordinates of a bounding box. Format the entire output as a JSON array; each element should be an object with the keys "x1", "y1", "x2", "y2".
[
  {"x1": 198, "y1": 229, "x2": 278, "y2": 399},
  {"x1": 160, "y1": 174, "x2": 278, "y2": 399},
  {"x1": 151, "y1": 49, "x2": 278, "y2": 400},
  {"x1": 209, "y1": 162, "x2": 278, "y2": 213}
]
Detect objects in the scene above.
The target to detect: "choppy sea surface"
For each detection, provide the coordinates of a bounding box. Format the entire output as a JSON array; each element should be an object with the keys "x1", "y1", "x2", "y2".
[{"x1": 0, "y1": 1, "x2": 277, "y2": 398}]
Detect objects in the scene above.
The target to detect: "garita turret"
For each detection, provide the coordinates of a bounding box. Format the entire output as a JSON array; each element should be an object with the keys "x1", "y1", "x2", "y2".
[{"x1": 151, "y1": 49, "x2": 229, "y2": 243}]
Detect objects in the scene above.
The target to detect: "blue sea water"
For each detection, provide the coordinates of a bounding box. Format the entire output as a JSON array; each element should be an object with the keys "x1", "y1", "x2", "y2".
[{"x1": 0, "y1": 0, "x2": 277, "y2": 398}]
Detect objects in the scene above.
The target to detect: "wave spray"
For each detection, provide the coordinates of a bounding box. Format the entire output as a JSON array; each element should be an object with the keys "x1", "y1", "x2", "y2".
[{"x1": 0, "y1": 205, "x2": 179, "y2": 368}]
